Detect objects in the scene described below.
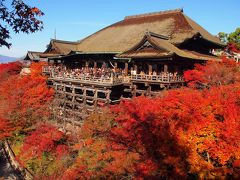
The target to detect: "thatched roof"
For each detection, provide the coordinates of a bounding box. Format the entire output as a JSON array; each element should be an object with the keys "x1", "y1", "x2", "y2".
[
  {"x1": 40, "y1": 9, "x2": 224, "y2": 60},
  {"x1": 76, "y1": 9, "x2": 224, "y2": 53},
  {"x1": 24, "y1": 51, "x2": 43, "y2": 61},
  {"x1": 41, "y1": 39, "x2": 78, "y2": 57},
  {"x1": 117, "y1": 32, "x2": 220, "y2": 61}
]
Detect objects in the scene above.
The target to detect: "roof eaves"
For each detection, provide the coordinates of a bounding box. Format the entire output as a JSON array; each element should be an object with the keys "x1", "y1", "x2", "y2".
[{"x1": 200, "y1": 36, "x2": 226, "y2": 47}]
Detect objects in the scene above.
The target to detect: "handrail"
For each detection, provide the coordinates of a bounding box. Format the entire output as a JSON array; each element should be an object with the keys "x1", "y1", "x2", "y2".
[
  {"x1": 50, "y1": 72, "x2": 123, "y2": 85},
  {"x1": 43, "y1": 66, "x2": 184, "y2": 84},
  {"x1": 51, "y1": 75, "x2": 123, "y2": 85},
  {"x1": 130, "y1": 74, "x2": 184, "y2": 83}
]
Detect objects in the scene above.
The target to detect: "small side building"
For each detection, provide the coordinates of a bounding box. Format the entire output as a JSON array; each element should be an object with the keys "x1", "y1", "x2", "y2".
[{"x1": 24, "y1": 51, "x2": 46, "y2": 62}]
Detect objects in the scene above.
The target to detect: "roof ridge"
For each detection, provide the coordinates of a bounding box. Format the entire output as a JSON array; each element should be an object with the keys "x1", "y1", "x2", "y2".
[
  {"x1": 124, "y1": 8, "x2": 183, "y2": 20},
  {"x1": 51, "y1": 39, "x2": 78, "y2": 44},
  {"x1": 27, "y1": 51, "x2": 42, "y2": 53}
]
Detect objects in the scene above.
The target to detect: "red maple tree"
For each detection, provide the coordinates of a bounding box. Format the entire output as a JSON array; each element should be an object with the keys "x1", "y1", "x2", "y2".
[
  {"x1": 184, "y1": 59, "x2": 240, "y2": 88},
  {"x1": 0, "y1": 62, "x2": 54, "y2": 130}
]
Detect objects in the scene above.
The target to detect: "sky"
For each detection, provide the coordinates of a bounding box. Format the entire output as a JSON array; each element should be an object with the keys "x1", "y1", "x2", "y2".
[{"x1": 0, "y1": 0, "x2": 239, "y2": 58}]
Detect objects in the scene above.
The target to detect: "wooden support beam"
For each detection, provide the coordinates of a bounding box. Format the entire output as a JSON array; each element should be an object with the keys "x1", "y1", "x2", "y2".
[
  {"x1": 94, "y1": 61, "x2": 97, "y2": 68},
  {"x1": 124, "y1": 62, "x2": 128, "y2": 75},
  {"x1": 164, "y1": 64, "x2": 168, "y2": 73},
  {"x1": 134, "y1": 65, "x2": 138, "y2": 74},
  {"x1": 106, "y1": 90, "x2": 111, "y2": 104},
  {"x1": 94, "y1": 89, "x2": 98, "y2": 109},
  {"x1": 55, "y1": 83, "x2": 58, "y2": 91},
  {"x1": 83, "y1": 86, "x2": 87, "y2": 108},
  {"x1": 147, "y1": 85, "x2": 151, "y2": 96},
  {"x1": 132, "y1": 84, "x2": 137, "y2": 97},
  {"x1": 72, "y1": 86, "x2": 75, "y2": 105},
  {"x1": 148, "y1": 64, "x2": 152, "y2": 75}
]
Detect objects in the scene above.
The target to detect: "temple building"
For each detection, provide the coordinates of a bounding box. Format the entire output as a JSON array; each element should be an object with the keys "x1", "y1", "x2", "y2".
[
  {"x1": 38, "y1": 9, "x2": 225, "y2": 124},
  {"x1": 42, "y1": 9, "x2": 223, "y2": 71}
]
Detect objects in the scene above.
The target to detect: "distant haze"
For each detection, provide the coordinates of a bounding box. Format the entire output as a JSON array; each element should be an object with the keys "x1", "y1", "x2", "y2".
[{"x1": 0, "y1": 55, "x2": 19, "y2": 63}]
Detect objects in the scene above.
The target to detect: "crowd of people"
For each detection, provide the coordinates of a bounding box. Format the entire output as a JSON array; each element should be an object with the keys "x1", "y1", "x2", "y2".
[
  {"x1": 45, "y1": 65, "x2": 125, "y2": 80},
  {"x1": 43, "y1": 65, "x2": 182, "y2": 82}
]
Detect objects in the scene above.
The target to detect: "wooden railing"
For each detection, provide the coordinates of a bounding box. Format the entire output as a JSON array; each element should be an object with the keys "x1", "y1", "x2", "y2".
[
  {"x1": 50, "y1": 73, "x2": 123, "y2": 86},
  {"x1": 130, "y1": 74, "x2": 184, "y2": 83},
  {"x1": 42, "y1": 66, "x2": 51, "y2": 74},
  {"x1": 43, "y1": 66, "x2": 184, "y2": 84}
]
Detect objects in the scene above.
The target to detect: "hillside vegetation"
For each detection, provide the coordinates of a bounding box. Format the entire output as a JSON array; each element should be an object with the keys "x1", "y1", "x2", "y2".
[{"x1": 0, "y1": 59, "x2": 240, "y2": 179}]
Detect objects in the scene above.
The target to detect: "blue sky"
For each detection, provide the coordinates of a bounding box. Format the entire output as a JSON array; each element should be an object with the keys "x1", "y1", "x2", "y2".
[{"x1": 0, "y1": 0, "x2": 239, "y2": 58}]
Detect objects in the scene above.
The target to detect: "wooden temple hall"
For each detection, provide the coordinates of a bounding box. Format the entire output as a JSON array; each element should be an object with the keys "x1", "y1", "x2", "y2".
[{"x1": 35, "y1": 9, "x2": 224, "y2": 123}]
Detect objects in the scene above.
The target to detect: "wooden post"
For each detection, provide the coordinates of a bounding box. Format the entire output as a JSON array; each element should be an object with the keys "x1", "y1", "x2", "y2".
[
  {"x1": 132, "y1": 84, "x2": 137, "y2": 97},
  {"x1": 63, "y1": 84, "x2": 67, "y2": 129},
  {"x1": 85, "y1": 61, "x2": 89, "y2": 67},
  {"x1": 147, "y1": 85, "x2": 151, "y2": 96},
  {"x1": 106, "y1": 90, "x2": 111, "y2": 105},
  {"x1": 114, "y1": 62, "x2": 118, "y2": 68},
  {"x1": 124, "y1": 62, "x2": 128, "y2": 75},
  {"x1": 72, "y1": 86, "x2": 75, "y2": 106},
  {"x1": 94, "y1": 61, "x2": 97, "y2": 68},
  {"x1": 164, "y1": 64, "x2": 168, "y2": 73},
  {"x1": 93, "y1": 61, "x2": 97, "y2": 76},
  {"x1": 61, "y1": 83, "x2": 65, "y2": 97},
  {"x1": 134, "y1": 64, "x2": 138, "y2": 74},
  {"x1": 83, "y1": 86, "x2": 87, "y2": 108},
  {"x1": 94, "y1": 89, "x2": 98, "y2": 110},
  {"x1": 55, "y1": 83, "x2": 58, "y2": 91},
  {"x1": 148, "y1": 64, "x2": 152, "y2": 75}
]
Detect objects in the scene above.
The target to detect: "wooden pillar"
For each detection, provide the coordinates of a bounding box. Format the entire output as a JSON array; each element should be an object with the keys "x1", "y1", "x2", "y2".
[
  {"x1": 134, "y1": 64, "x2": 138, "y2": 74},
  {"x1": 85, "y1": 61, "x2": 89, "y2": 67},
  {"x1": 72, "y1": 86, "x2": 76, "y2": 107},
  {"x1": 164, "y1": 64, "x2": 168, "y2": 73},
  {"x1": 132, "y1": 84, "x2": 137, "y2": 97},
  {"x1": 124, "y1": 62, "x2": 128, "y2": 75},
  {"x1": 93, "y1": 61, "x2": 97, "y2": 76},
  {"x1": 106, "y1": 90, "x2": 111, "y2": 104},
  {"x1": 148, "y1": 64, "x2": 152, "y2": 75},
  {"x1": 83, "y1": 86, "x2": 87, "y2": 107},
  {"x1": 63, "y1": 84, "x2": 66, "y2": 93},
  {"x1": 147, "y1": 85, "x2": 151, "y2": 96},
  {"x1": 114, "y1": 62, "x2": 118, "y2": 68},
  {"x1": 62, "y1": 84, "x2": 67, "y2": 127},
  {"x1": 94, "y1": 61, "x2": 97, "y2": 68},
  {"x1": 55, "y1": 83, "x2": 58, "y2": 91},
  {"x1": 94, "y1": 89, "x2": 98, "y2": 109}
]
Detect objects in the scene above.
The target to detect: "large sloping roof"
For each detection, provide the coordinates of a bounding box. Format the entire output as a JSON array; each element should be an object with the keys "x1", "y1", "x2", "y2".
[
  {"x1": 117, "y1": 32, "x2": 220, "y2": 61},
  {"x1": 76, "y1": 9, "x2": 224, "y2": 53}
]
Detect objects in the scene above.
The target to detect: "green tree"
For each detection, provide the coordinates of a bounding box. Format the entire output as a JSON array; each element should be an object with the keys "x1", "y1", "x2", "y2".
[
  {"x1": 218, "y1": 32, "x2": 228, "y2": 44},
  {"x1": 0, "y1": 0, "x2": 44, "y2": 48},
  {"x1": 228, "y1": 27, "x2": 240, "y2": 49}
]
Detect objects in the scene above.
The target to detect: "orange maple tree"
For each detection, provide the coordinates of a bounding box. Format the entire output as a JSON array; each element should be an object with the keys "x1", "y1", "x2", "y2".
[
  {"x1": 0, "y1": 117, "x2": 15, "y2": 140},
  {"x1": 184, "y1": 58, "x2": 240, "y2": 88},
  {"x1": 0, "y1": 62, "x2": 54, "y2": 130},
  {"x1": 1, "y1": 58, "x2": 240, "y2": 179},
  {"x1": 17, "y1": 123, "x2": 70, "y2": 177},
  {"x1": 62, "y1": 60, "x2": 240, "y2": 179}
]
